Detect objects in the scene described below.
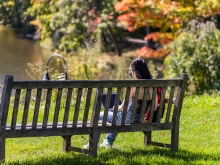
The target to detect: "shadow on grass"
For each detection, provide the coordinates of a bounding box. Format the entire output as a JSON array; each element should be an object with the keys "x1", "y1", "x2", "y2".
[
  {"x1": 5, "y1": 148, "x2": 219, "y2": 165},
  {"x1": 99, "y1": 148, "x2": 220, "y2": 164}
]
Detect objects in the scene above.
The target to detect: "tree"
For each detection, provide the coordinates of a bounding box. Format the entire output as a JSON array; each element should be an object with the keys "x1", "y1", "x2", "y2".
[
  {"x1": 0, "y1": 0, "x2": 31, "y2": 31},
  {"x1": 26, "y1": 0, "x2": 123, "y2": 56},
  {"x1": 165, "y1": 20, "x2": 220, "y2": 94},
  {"x1": 114, "y1": 0, "x2": 220, "y2": 58}
]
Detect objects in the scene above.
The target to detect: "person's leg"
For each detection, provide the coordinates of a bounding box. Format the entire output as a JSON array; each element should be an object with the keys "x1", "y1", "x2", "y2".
[
  {"x1": 104, "y1": 101, "x2": 135, "y2": 146},
  {"x1": 98, "y1": 110, "x2": 114, "y2": 139},
  {"x1": 102, "y1": 111, "x2": 123, "y2": 146},
  {"x1": 83, "y1": 110, "x2": 114, "y2": 149}
]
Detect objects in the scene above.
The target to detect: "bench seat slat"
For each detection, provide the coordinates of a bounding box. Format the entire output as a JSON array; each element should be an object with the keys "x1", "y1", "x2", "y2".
[
  {"x1": 6, "y1": 122, "x2": 174, "y2": 138},
  {"x1": 97, "y1": 122, "x2": 174, "y2": 133},
  {"x1": 6, "y1": 127, "x2": 93, "y2": 138}
]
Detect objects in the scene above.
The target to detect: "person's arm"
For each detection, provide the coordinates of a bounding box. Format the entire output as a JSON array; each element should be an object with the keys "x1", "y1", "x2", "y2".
[{"x1": 118, "y1": 87, "x2": 136, "y2": 111}]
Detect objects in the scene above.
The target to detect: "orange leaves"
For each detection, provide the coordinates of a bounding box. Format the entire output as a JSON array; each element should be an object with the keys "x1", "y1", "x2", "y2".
[
  {"x1": 30, "y1": 20, "x2": 43, "y2": 29},
  {"x1": 136, "y1": 46, "x2": 166, "y2": 59},
  {"x1": 144, "y1": 32, "x2": 174, "y2": 44},
  {"x1": 115, "y1": 0, "x2": 220, "y2": 33},
  {"x1": 114, "y1": 0, "x2": 138, "y2": 12}
]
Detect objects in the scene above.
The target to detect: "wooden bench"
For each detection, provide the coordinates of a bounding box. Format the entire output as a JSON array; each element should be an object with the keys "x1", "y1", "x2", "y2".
[{"x1": 0, "y1": 74, "x2": 188, "y2": 162}]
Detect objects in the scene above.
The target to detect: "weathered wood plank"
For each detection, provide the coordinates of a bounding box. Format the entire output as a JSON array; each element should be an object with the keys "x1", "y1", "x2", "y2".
[
  {"x1": 53, "y1": 88, "x2": 63, "y2": 128},
  {"x1": 21, "y1": 89, "x2": 31, "y2": 130},
  {"x1": 102, "y1": 88, "x2": 112, "y2": 126},
  {"x1": 62, "y1": 135, "x2": 71, "y2": 152},
  {"x1": 97, "y1": 122, "x2": 174, "y2": 133},
  {"x1": 156, "y1": 87, "x2": 167, "y2": 123},
  {"x1": 130, "y1": 87, "x2": 140, "y2": 124},
  {"x1": 0, "y1": 75, "x2": 14, "y2": 162},
  {"x1": 6, "y1": 127, "x2": 93, "y2": 138},
  {"x1": 171, "y1": 74, "x2": 188, "y2": 151},
  {"x1": 12, "y1": 79, "x2": 182, "y2": 89},
  {"x1": 143, "y1": 131, "x2": 152, "y2": 146},
  {"x1": 68, "y1": 146, "x2": 90, "y2": 155},
  {"x1": 72, "y1": 88, "x2": 82, "y2": 127},
  {"x1": 149, "y1": 141, "x2": 171, "y2": 148},
  {"x1": 83, "y1": 88, "x2": 92, "y2": 127},
  {"x1": 91, "y1": 88, "x2": 103, "y2": 127},
  {"x1": 32, "y1": 89, "x2": 42, "y2": 129},
  {"x1": 139, "y1": 88, "x2": 149, "y2": 124},
  {"x1": 63, "y1": 88, "x2": 73, "y2": 128},
  {"x1": 148, "y1": 88, "x2": 157, "y2": 123},
  {"x1": 165, "y1": 87, "x2": 175, "y2": 122},
  {"x1": 42, "y1": 89, "x2": 52, "y2": 128},
  {"x1": 11, "y1": 89, "x2": 21, "y2": 130},
  {"x1": 112, "y1": 88, "x2": 121, "y2": 126},
  {"x1": 121, "y1": 87, "x2": 131, "y2": 125}
]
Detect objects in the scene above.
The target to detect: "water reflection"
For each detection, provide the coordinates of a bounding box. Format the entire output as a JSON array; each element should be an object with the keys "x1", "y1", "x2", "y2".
[{"x1": 0, "y1": 26, "x2": 52, "y2": 84}]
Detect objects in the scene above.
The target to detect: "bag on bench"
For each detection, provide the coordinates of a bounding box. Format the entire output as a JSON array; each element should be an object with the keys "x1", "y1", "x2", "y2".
[{"x1": 145, "y1": 87, "x2": 166, "y2": 123}]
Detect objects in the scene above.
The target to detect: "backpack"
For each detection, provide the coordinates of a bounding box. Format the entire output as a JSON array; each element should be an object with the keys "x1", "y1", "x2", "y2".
[{"x1": 144, "y1": 87, "x2": 165, "y2": 123}]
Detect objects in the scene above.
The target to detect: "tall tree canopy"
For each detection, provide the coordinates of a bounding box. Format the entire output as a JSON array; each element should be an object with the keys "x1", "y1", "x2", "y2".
[{"x1": 114, "y1": 0, "x2": 220, "y2": 58}]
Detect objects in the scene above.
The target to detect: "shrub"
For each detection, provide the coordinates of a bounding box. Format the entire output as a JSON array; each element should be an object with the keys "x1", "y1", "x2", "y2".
[{"x1": 164, "y1": 20, "x2": 220, "y2": 94}]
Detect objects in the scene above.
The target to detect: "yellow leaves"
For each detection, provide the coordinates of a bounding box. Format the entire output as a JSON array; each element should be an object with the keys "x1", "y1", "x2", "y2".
[
  {"x1": 7, "y1": 1, "x2": 14, "y2": 6},
  {"x1": 30, "y1": 0, "x2": 46, "y2": 4},
  {"x1": 30, "y1": 20, "x2": 43, "y2": 29}
]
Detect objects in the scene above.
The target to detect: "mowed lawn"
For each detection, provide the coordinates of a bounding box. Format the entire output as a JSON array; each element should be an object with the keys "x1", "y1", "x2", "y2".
[{"x1": 3, "y1": 94, "x2": 220, "y2": 165}]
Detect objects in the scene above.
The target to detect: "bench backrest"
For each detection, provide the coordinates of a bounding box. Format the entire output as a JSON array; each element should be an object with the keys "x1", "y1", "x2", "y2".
[{"x1": 0, "y1": 74, "x2": 188, "y2": 137}]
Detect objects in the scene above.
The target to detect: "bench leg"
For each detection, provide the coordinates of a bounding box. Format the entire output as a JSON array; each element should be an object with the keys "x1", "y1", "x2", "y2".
[
  {"x1": 143, "y1": 131, "x2": 152, "y2": 146},
  {"x1": 62, "y1": 135, "x2": 72, "y2": 152},
  {"x1": 89, "y1": 133, "x2": 99, "y2": 157},
  {"x1": 171, "y1": 126, "x2": 179, "y2": 151},
  {"x1": 0, "y1": 134, "x2": 5, "y2": 163}
]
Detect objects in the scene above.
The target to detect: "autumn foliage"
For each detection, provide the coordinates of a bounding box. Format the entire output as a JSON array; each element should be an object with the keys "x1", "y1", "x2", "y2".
[{"x1": 114, "y1": 0, "x2": 220, "y2": 58}]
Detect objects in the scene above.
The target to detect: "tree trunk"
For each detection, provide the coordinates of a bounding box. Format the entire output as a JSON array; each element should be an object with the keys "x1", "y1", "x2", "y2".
[{"x1": 107, "y1": 25, "x2": 122, "y2": 56}]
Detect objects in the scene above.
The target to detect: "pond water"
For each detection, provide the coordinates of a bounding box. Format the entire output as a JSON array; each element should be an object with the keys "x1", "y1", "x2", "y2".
[{"x1": 0, "y1": 26, "x2": 52, "y2": 84}]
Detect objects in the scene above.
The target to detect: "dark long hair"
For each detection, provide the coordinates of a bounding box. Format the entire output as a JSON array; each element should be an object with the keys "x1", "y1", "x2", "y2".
[{"x1": 129, "y1": 58, "x2": 152, "y2": 79}]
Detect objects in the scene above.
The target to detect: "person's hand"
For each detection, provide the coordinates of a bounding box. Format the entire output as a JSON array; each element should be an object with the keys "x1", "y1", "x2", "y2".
[{"x1": 118, "y1": 104, "x2": 123, "y2": 111}]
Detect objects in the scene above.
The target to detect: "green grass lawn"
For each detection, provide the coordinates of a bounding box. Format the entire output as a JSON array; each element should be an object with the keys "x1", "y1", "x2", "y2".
[{"x1": 3, "y1": 94, "x2": 220, "y2": 165}]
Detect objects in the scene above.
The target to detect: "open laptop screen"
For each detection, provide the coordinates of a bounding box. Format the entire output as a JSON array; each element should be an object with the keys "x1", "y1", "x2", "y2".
[{"x1": 101, "y1": 93, "x2": 123, "y2": 110}]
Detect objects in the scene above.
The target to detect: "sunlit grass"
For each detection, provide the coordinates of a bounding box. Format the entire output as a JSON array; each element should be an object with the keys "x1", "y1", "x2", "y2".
[{"x1": 2, "y1": 94, "x2": 220, "y2": 165}]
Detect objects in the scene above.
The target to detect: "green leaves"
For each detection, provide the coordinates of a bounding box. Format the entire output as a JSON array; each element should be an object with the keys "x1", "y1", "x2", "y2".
[{"x1": 165, "y1": 20, "x2": 220, "y2": 94}]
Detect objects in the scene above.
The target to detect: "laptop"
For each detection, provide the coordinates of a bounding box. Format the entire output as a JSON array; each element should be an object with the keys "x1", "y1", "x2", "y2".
[{"x1": 101, "y1": 93, "x2": 123, "y2": 110}]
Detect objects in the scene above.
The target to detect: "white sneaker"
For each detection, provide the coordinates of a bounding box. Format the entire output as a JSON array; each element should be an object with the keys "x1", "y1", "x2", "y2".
[
  {"x1": 82, "y1": 143, "x2": 89, "y2": 149},
  {"x1": 99, "y1": 139, "x2": 112, "y2": 149},
  {"x1": 82, "y1": 143, "x2": 100, "y2": 150}
]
